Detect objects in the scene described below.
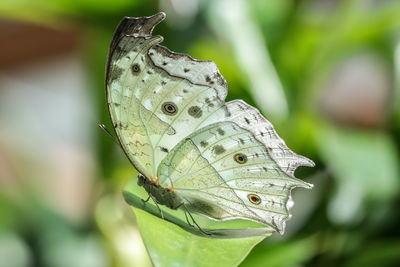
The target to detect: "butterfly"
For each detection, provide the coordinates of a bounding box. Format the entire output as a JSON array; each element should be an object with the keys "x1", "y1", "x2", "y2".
[{"x1": 105, "y1": 12, "x2": 314, "y2": 235}]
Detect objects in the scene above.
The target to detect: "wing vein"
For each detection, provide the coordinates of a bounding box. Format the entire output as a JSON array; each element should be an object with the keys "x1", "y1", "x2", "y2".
[
  {"x1": 182, "y1": 189, "x2": 287, "y2": 216},
  {"x1": 181, "y1": 143, "x2": 267, "y2": 179},
  {"x1": 152, "y1": 62, "x2": 212, "y2": 150},
  {"x1": 174, "y1": 126, "x2": 251, "y2": 181},
  {"x1": 176, "y1": 186, "x2": 286, "y2": 197}
]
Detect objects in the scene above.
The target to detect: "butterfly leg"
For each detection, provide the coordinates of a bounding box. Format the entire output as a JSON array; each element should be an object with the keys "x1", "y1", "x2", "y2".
[
  {"x1": 141, "y1": 195, "x2": 151, "y2": 204},
  {"x1": 183, "y1": 204, "x2": 210, "y2": 236},
  {"x1": 149, "y1": 194, "x2": 164, "y2": 219},
  {"x1": 183, "y1": 210, "x2": 194, "y2": 227},
  {"x1": 174, "y1": 203, "x2": 194, "y2": 227}
]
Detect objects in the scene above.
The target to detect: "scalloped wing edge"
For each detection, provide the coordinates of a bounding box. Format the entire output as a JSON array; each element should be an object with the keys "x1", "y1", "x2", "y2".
[
  {"x1": 225, "y1": 99, "x2": 315, "y2": 179},
  {"x1": 147, "y1": 42, "x2": 314, "y2": 180}
]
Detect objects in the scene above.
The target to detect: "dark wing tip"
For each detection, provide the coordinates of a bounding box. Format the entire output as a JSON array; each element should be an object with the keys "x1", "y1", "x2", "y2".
[
  {"x1": 109, "y1": 12, "x2": 166, "y2": 51},
  {"x1": 119, "y1": 12, "x2": 166, "y2": 37},
  {"x1": 106, "y1": 13, "x2": 166, "y2": 82}
]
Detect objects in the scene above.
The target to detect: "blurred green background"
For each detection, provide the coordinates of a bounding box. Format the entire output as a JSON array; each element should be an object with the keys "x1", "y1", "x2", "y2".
[{"x1": 1, "y1": 0, "x2": 400, "y2": 266}]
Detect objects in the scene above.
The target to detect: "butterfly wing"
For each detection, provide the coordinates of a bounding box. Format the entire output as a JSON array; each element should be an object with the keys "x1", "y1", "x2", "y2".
[
  {"x1": 106, "y1": 13, "x2": 229, "y2": 180},
  {"x1": 106, "y1": 13, "x2": 165, "y2": 179},
  {"x1": 202, "y1": 99, "x2": 315, "y2": 177},
  {"x1": 157, "y1": 121, "x2": 312, "y2": 233},
  {"x1": 107, "y1": 13, "x2": 314, "y2": 232}
]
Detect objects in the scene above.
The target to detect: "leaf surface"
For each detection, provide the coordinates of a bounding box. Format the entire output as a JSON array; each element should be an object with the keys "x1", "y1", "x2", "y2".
[{"x1": 124, "y1": 179, "x2": 272, "y2": 267}]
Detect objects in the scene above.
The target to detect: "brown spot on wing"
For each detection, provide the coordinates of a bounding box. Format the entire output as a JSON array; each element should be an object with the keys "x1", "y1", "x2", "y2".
[
  {"x1": 188, "y1": 106, "x2": 202, "y2": 118},
  {"x1": 109, "y1": 66, "x2": 124, "y2": 82},
  {"x1": 217, "y1": 128, "x2": 225, "y2": 136},
  {"x1": 200, "y1": 141, "x2": 208, "y2": 147},
  {"x1": 213, "y1": 145, "x2": 226, "y2": 155}
]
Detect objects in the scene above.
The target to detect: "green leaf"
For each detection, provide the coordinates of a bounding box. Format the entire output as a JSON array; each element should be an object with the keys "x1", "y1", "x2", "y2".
[
  {"x1": 123, "y1": 179, "x2": 272, "y2": 267},
  {"x1": 241, "y1": 236, "x2": 317, "y2": 267}
]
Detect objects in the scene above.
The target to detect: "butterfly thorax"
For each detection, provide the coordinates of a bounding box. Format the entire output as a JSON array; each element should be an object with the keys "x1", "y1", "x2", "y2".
[{"x1": 137, "y1": 173, "x2": 182, "y2": 209}]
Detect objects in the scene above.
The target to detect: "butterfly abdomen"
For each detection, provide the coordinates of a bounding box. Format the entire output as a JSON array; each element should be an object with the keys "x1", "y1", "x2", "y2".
[{"x1": 138, "y1": 173, "x2": 182, "y2": 209}]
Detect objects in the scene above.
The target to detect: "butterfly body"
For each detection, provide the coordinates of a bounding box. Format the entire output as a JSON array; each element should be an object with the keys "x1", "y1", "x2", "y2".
[
  {"x1": 138, "y1": 173, "x2": 182, "y2": 210},
  {"x1": 106, "y1": 12, "x2": 314, "y2": 234}
]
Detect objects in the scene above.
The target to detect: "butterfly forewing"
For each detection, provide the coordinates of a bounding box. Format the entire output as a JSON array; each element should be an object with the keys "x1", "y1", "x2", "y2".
[
  {"x1": 107, "y1": 15, "x2": 232, "y2": 180},
  {"x1": 107, "y1": 35, "x2": 170, "y2": 179}
]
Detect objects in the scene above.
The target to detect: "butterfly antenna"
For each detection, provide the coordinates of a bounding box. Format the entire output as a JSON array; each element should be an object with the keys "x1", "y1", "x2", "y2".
[
  {"x1": 183, "y1": 204, "x2": 211, "y2": 236},
  {"x1": 98, "y1": 124, "x2": 120, "y2": 146}
]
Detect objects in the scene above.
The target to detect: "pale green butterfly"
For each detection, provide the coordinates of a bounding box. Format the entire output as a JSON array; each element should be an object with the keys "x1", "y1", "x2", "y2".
[{"x1": 105, "y1": 12, "x2": 314, "y2": 235}]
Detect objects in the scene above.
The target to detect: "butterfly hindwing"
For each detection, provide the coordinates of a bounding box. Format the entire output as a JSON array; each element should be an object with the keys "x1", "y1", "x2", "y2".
[{"x1": 157, "y1": 121, "x2": 311, "y2": 232}]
